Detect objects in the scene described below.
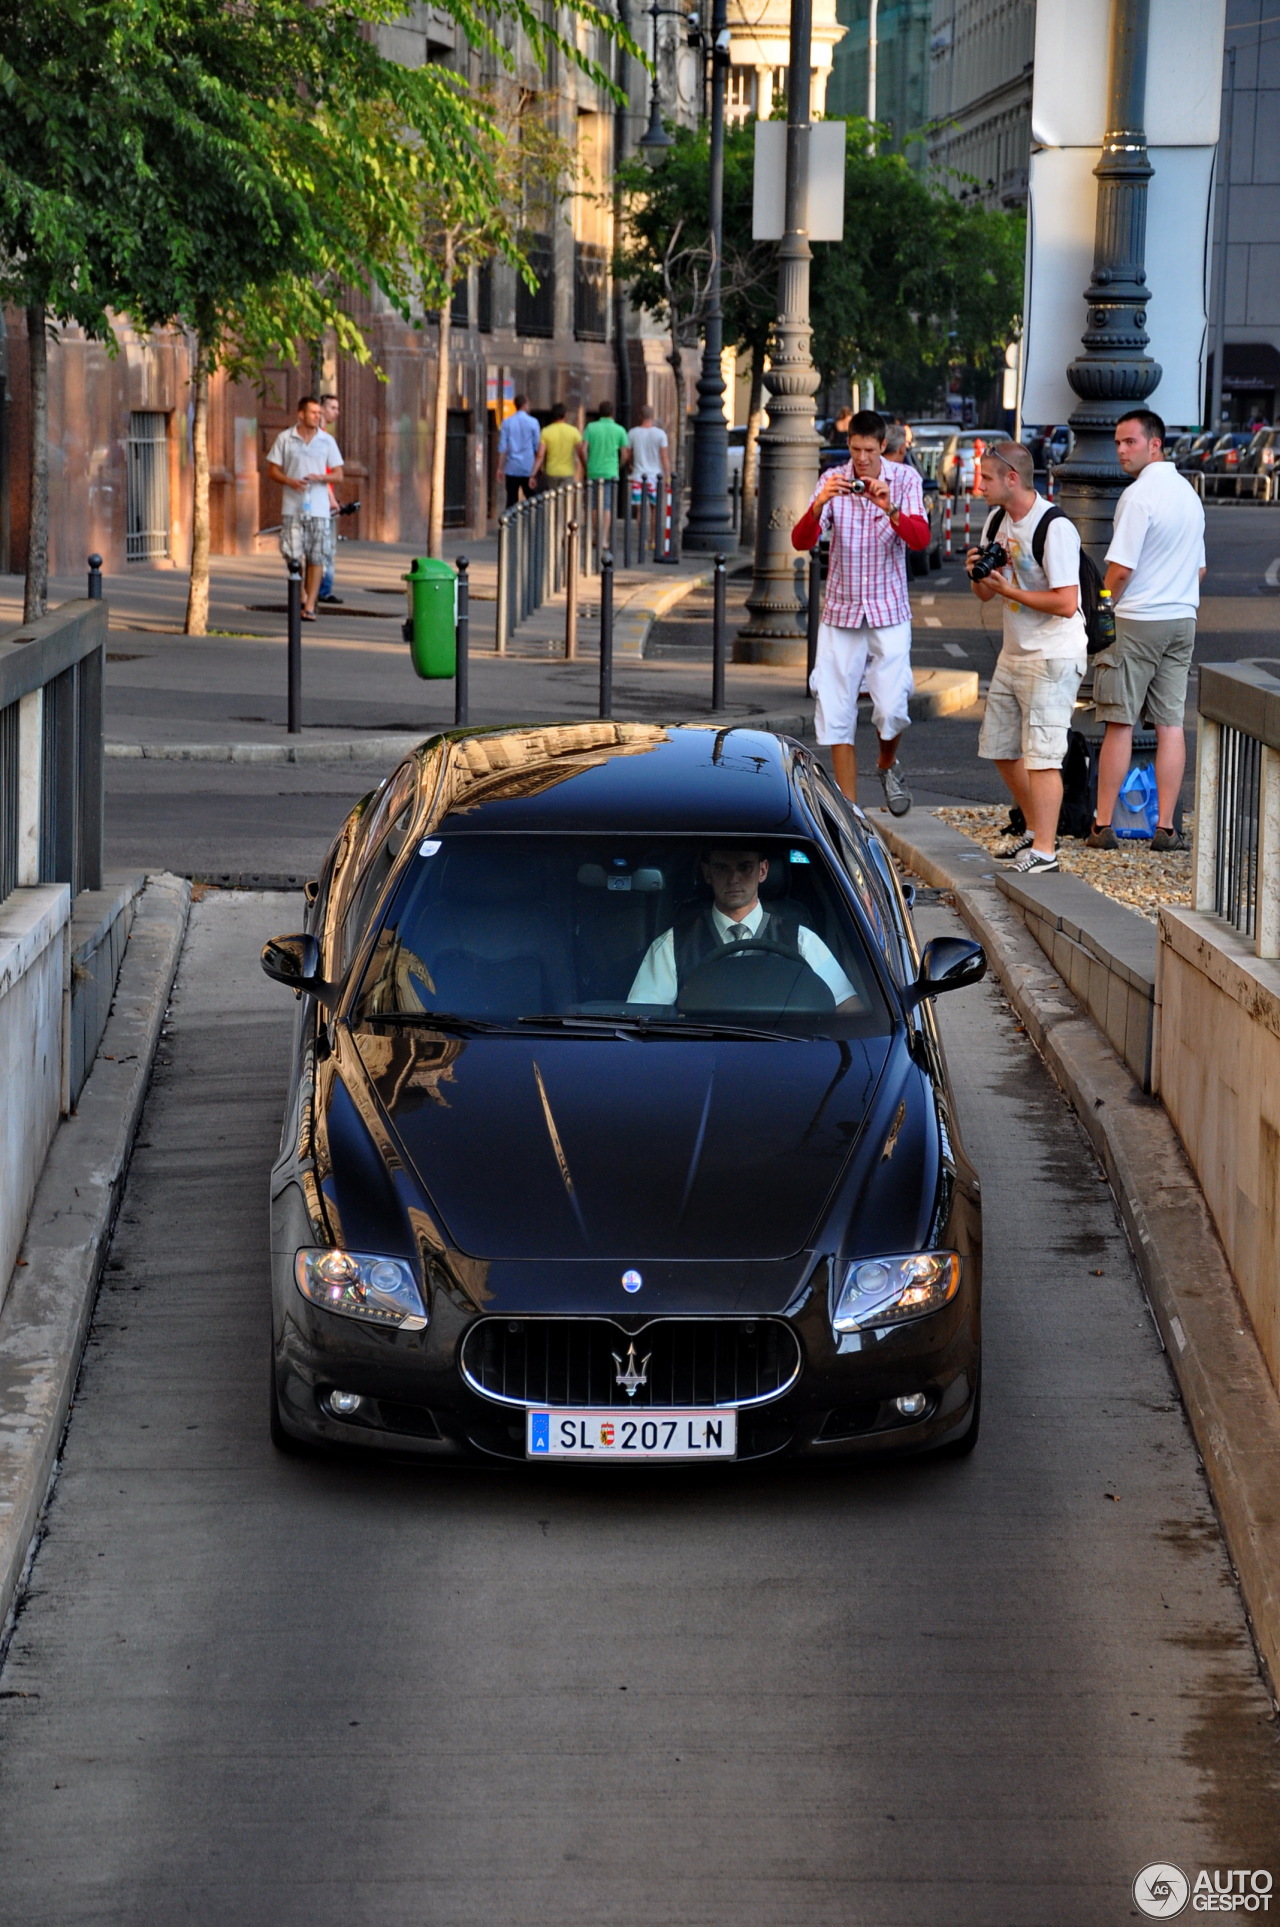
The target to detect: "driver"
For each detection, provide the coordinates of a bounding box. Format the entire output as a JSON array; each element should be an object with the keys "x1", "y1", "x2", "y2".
[{"x1": 627, "y1": 846, "x2": 858, "y2": 1006}]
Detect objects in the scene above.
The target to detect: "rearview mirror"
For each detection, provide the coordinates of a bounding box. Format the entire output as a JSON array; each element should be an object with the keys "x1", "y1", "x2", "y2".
[
  {"x1": 905, "y1": 935, "x2": 986, "y2": 1008},
  {"x1": 261, "y1": 933, "x2": 325, "y2": 998}
]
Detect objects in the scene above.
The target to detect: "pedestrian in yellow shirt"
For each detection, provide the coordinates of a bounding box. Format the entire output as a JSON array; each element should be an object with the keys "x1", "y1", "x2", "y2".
[{"x1": 532, "y1": 402, "x2": 582, "y2": 487}]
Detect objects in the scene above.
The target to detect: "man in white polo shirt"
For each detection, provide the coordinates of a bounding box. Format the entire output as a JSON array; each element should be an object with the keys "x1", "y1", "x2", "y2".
[
  {"x1": 266, "y1": 396, "x2": 344, "y2": 621},
  {"x1": 1088, "y1": 408, "x2": 1205, "y2": 852}
]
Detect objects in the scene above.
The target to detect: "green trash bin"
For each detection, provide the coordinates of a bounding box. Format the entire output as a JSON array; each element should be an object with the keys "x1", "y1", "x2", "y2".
[{"x1": 402, "y1": 557, "x2": 457, "y2": 679}]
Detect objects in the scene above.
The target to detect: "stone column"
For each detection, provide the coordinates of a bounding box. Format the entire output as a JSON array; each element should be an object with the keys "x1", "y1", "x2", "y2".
[{"x1": 1055, "y1": 0, "x2": 1161, "y2": 564}]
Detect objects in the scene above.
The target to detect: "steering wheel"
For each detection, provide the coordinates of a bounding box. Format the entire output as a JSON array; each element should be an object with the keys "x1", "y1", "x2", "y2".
[{"x1": 677, "y1": 937, "x2": 835, "y2": 1016}]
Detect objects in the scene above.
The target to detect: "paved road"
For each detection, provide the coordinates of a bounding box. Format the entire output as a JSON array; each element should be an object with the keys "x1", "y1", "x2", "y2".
[{"x1": 1, "y1": 892, "x2": 1276, "y2": 1925}]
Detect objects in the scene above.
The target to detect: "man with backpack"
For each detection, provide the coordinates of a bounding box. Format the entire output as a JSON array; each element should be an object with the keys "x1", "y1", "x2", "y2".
[{"x1": 967, "y1": 443, "x2": 1093, "y2": 874}]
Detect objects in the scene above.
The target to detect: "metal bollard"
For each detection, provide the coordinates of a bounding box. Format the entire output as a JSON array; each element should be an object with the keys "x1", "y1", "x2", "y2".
[
  {"x1": 87, "y1": 554, "x2": 103, "y2": 600},
  {"x1": 455, "y1": 555, "x2": 470, "y2": 728},
  {"x1": 712, "y1": 553, "x2": 727, "y2": 713},
  {"x1": 286, "y1": 556, "x2": 303, "y2": 734},
  {"x1": 565, "y1": 520, "x2": 579, "y2": 660},
  {"x1": 598, "y1": 550, "x2": 614, "y2": 720},
  {"x1": 806, "y1": 548, "x2": 821, "y2": 685}
]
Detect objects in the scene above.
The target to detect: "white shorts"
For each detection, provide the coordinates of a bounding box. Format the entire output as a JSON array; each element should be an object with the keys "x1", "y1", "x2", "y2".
[
  {"x1": 810, "y1": 620, "x2": 914, "y2": 745},
  {"x1": 978, "y1": 651, "x2": 1085, "y2": 771}
]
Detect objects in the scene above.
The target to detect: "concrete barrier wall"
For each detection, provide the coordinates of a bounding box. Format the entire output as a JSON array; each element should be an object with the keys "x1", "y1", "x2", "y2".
[
  {"x1": 0, "y1": 886, "x2": 71, "y2": 1310},
  {"x1": 1157, "y1": 907, "x2": 1280, "y2": 1395}
]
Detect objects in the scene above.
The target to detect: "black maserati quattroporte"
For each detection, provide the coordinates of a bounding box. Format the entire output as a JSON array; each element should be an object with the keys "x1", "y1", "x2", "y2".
[{"x1": 262, "y1": 722, "x2": 986, "y2": 1464}]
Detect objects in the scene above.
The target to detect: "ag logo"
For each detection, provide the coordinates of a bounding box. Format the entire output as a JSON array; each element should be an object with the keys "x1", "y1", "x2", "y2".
[{"x1": 1133, "y1": 1864, "x2": 1190, "y2": 1919}]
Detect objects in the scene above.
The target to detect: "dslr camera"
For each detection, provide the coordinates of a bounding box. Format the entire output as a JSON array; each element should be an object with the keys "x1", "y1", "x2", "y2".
[{"x1": 968, "y1": 539, "x2": 1008, "y2": 582}]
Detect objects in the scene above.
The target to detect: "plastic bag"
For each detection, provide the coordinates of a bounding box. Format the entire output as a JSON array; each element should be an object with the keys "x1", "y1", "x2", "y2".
[{"x1": 1113, "y1": 762, "x2": 1158, "y2": 839}]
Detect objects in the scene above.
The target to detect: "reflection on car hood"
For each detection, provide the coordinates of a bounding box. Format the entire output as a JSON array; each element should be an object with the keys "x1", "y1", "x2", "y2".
[{"x1": 351, "y1": 1030, "x2": 894, "y2": 1261}]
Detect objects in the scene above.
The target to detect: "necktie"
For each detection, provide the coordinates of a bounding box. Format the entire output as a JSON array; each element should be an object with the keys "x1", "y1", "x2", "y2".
[{"x1": 728, "y1": 925, "x2": 747, "y2": 943}]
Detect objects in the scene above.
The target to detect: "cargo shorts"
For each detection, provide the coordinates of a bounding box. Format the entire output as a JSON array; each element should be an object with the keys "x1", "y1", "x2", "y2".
[
  {"x1": 978, "y1": 651, "x2": 1085, "y2": 771},
  {"x1": 1091, "y1": 615, "x2": 1196, "y2": 728},
  {"x1": 280, "y1": 514, "x2": 334, "y2": 570}
]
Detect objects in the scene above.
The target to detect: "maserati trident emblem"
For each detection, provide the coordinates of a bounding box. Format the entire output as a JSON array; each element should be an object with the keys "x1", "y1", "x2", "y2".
[
  {"x1": 612, "y1": 1341, "x2": 651, "y2": 1399},
  {"x1": 621, "y1": 1269, "x2": 643, "y2": 1293}
]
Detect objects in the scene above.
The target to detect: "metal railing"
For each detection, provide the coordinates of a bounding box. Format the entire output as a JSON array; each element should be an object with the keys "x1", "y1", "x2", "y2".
[
  {"x1": 1193, "y1": 661, "x2": 1280, "y2": 956},
  {"x1": 495, "y1": 479, "x2": 613, "y2": 652},
  {"x1": 0, "y1": 579, "x2": 105, "y2": 901}
]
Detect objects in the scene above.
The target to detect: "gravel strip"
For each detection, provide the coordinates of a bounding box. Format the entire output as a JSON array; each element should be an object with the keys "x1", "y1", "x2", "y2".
[{"x1": 935, "y1": 805, "x2": 1192, "y2": 924}]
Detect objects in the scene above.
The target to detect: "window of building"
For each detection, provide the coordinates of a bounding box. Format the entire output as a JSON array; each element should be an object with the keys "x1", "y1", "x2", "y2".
[
  {"x1": 126, "y1": 413, "x2": 170, "y2": 563},
  {"x1": 725, "y1": 66, "x2": 755, "y2": 124}
]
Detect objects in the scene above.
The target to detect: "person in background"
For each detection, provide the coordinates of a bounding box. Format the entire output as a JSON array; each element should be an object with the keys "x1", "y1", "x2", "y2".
[
  {"x1": 316, "y1": 394, "x2": 342, "y2": 605},
  {"x1": 790, "y1": 409, "x2": 931, "y2": 816},
  {"x1": 626, "y1": 405, "x2": 670, "y2": 503},
  {"x1": 883, "y1": 424, "x2": 909, "y2": 464},
  {"x1": 1087, "y1": 409, "x2": 1206, "y2": 853},
  {"x1": 265, "y1": 396, "x2": 343, "y2": 622},
  {"x1": 581, "y1": 400, "x2": 630, "y2": 542},
  {"x1": 967, "y1": 443, "x2": 1088, "y2": 874},
  {"x1": 531, "y1": 402, "x2": 582, "y2": 489},
  {"x1": 496, "y1": 394, "x2": 540, "y2": 510}
]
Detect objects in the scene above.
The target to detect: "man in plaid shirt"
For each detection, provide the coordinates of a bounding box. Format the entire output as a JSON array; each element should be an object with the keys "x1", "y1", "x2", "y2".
[{"x1": 792, "y1": 410, "x2": 931, "y2": 813}]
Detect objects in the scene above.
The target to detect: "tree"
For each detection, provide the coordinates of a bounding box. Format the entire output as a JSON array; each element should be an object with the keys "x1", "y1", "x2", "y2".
[{"x1": 0, "y1": 0, "x2": 631, "y2": 622}]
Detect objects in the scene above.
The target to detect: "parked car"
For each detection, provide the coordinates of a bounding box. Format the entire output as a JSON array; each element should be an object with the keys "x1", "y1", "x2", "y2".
[
  {"x1": 938, "y1": 428, "x2": 1014, "y2": 494},
  {"x1": 1240, "y1": 426, "x2": 1280, "y2": 476},
  {"x1": 1175, "y1": 431, "x2": 1218, "y2": 477},
  {"x1": 261, "y1": 723, "x2": 986, "y2": 1465},
  {"x1": 727, "y1": 425, "x2": 747, "y2": 480},
  {"x1": 1205, "y1": 431, "x2": 1255, "y2": 476}
]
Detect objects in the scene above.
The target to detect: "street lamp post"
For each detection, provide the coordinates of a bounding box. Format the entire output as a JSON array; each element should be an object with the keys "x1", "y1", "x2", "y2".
[
  {"x1": 1054, "y1": 0, "x2": 1160, "y2": 563},
  {"x1": 683, "y1": 0, "x2": 737, "y2": 551},
  {"x1": 734, "y1": 0, "x2": 820, "y2": 662}
]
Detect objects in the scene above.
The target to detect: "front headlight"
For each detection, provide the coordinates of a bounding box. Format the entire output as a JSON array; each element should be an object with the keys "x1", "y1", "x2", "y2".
[
  {"x1": 294, "y1": 1248, "x2": 428, "y2": 1331},
  {"x1": 832, "y1": 1251, "x2": 961, "y2": 1333}
]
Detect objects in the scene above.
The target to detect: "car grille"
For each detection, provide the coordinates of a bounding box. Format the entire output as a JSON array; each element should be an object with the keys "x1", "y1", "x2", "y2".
[{"x1": 460, "y1": 1317, "x2": 802, "y2": 1410}]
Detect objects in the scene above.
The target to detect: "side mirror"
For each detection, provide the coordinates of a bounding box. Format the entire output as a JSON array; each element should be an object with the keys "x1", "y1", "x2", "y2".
[
  {"x1": 905, "y1": 935, "x2": 986, "y2": 1008},
  {"x1": 261, "y1": 933, "x2": 325, "y2": 998}
]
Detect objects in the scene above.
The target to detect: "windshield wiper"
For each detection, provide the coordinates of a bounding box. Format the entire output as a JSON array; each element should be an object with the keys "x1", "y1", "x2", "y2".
[
  {"x1": 517, "y1": 1014, "x2": 805, "y2": 1043},
  {"x1": 357, "y1": 1010, "x2": 513, "y2": 1034}
]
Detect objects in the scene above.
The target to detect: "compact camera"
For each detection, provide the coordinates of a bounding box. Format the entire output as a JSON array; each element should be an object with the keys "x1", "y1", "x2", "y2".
[
  {"x1": 841, "y1": 476, "x2": 868, "y2": 495},
  {"x1": 968, "y1": 539, "x2": 1009, "y2": 582}
]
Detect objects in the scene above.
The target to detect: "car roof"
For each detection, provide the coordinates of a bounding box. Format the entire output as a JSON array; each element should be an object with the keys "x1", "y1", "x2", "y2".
[{"x1": 423, "y1": 722, "x2": 818, "y2": 837}]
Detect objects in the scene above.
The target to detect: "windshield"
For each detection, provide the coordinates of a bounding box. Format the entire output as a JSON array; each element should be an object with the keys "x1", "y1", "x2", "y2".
[{"x1": 352, "y1": 834, "x2": 893, "y2": 1039}]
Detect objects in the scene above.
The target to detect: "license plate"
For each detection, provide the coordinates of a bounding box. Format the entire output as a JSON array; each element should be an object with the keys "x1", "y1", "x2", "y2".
[{"x1": 527, "y1": 1409, "x2": 737, "y2": 1460}]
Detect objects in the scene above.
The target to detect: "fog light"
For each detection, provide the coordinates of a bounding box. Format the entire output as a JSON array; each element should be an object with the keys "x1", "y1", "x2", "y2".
[
  {"x1": 895, "y1": 1393, "x2": 928, "y2": 1419},
  {"x1": 329, "y1": 1390, "x2": 363, "y2": 1417}
]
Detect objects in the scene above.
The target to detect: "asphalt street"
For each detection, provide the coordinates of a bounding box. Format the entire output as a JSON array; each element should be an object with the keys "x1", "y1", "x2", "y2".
[{"x1": 0, "y1": 891, "x2": 1275, "y2": 1925}]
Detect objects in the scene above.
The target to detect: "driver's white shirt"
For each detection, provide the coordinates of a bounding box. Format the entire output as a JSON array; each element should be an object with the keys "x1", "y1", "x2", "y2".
[{"x1": 628, "y1": 901, "x2": 857, "y2": 1006}]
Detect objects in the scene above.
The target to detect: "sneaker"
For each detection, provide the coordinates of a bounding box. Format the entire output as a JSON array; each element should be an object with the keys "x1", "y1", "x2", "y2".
[
  {"x1": 879, "y1": 762, "x2": 912, "y2": 816},
  {"x1": 318, "y1": 593, "x2": 343, "y2": 605},
  {"x1": 994, "y1": 831, "x2": 1034, "y2": 862},
  {"x1": 1008, "y1": 846, "x2": 1059, "y2": 875},
  {"x1": 1085, "y1": 821, "x2": 1119, "y2": 851},
  {"x1": 1150, "y1": 826, "x2": 1189, "y2": 853}
]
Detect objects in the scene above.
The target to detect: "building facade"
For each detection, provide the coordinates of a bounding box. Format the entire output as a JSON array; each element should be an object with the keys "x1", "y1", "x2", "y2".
[
  {"x1": 926, "y1": 0, "x2": 1034, "y2": 207},
  {"x1": 1209, "y1": 0, "x2": 1280, "y2": 425},
  {"x1": 722, "y1": 0, "x2": 846, "y2": 124},
  {"x1": 0, "y1": 2, "x2": 700, "y2": 578},
  {"x1": 826, "y1": 0, "x2": 933, "y2": 164}
]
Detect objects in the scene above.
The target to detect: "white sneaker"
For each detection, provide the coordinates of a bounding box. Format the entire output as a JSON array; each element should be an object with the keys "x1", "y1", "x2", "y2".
[
  {"x1": 994, "y1": 831, "x2": 1034, "y2": 862},
  {"x1": 1008, "y1": 847, "x2": 1059, "y2": 875},
  {"x1": 878, "y1": 762, "x2": 912, "y2": 816}
]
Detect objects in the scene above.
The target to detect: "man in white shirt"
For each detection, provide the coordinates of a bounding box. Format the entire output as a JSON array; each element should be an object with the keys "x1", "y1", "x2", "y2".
[
  {"x1": 626, "y1": 407, "x2": 670, "y2": 495},
  {"x1": 266, "y1": 397, "x2": 344, "y2": 620},
  {"x1": 628, "y1": 847, "x2": 858, "y2": 1008},
  {"x1": 968, "y1": 442, "x2": 1089, "y2": 875},
  {"x1": 1088, "y1": 409, "x2": 1206, "y2": 852}
]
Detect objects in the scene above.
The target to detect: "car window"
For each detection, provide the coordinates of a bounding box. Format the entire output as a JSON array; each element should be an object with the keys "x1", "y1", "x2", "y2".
[
  {"x1": 351, "y1": 834, "x2": 893, "y2": 1039},
  {"x1": 812, "y1": 788, "x2": 907, "y2": 984},
  {"x1": 339, "y1": 761, "x2": 419, "y2": 975}
]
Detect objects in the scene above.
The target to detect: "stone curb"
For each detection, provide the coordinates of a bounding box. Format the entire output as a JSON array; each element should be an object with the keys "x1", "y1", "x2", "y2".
[
  {"x1": 879, "y1": 809, "x2": 1280, "y2": 1700},
  {"x1": 0, "y1": 871, "x2": 192, "y2": 1649}
]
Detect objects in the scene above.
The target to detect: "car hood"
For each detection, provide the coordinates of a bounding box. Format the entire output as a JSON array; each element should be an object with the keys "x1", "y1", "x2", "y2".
[{"x1": 348, "y1": 1029, "x2": 895, "y2": 1262}]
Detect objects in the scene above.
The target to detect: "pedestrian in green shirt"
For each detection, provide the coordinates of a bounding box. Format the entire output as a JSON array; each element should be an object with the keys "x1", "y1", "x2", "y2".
[{"x1": 582, "y1": 400, "x2": 631, "y2": 482}]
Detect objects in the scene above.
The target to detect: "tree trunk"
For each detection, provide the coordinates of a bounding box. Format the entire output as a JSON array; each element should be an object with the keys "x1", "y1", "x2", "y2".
[
  {"x1": 741, "y1": 342, "x2": 766, "y2": 550},
  {"x1": 24, "y1": 306, "x2": 49, "y2": 623},
  {"x1": 184, "y1": 353, "x2": 211, "y2": 636},
  {"x1": 428, "y1": 250, "x2": 454, "y2": 560}
]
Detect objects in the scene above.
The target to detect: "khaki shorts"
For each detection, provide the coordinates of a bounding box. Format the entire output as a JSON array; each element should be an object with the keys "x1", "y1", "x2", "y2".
[
  {"x1": 280, "y1": 515, "x2": 334, "y2": 569},
  {"x1": 1091, "y1": 615, "x2": 1195, "y2": 728},
  {"x1": 978, "y1": 651, "x2": 1085, "y2": 771}
]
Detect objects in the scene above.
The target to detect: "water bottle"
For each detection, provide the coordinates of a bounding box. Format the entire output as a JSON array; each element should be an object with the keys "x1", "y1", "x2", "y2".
[{"x1": 1095, "y1": 587, "x2": 1116, "y2": 650}]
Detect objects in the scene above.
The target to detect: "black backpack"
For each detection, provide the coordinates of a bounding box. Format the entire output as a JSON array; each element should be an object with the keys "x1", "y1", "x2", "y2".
[{"x1": 983, "y1": 503, "x2": 1109, "y2": 654}]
